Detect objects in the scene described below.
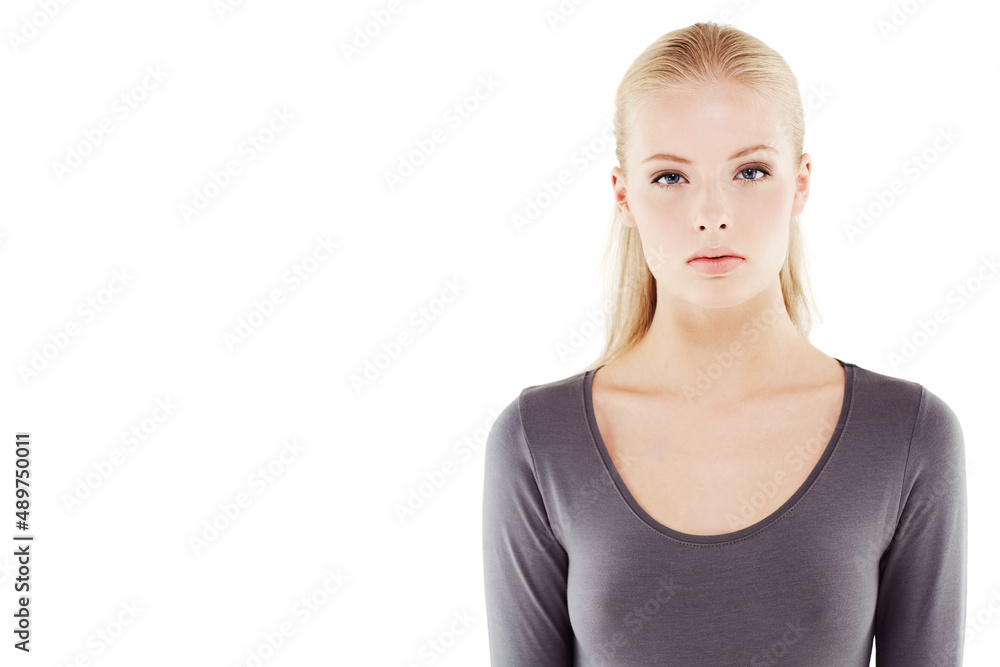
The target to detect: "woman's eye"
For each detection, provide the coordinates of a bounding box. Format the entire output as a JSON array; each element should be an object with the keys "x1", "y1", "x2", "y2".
[
  {"x1": 654, "y1": 173, "x2": 684, "y2": 186},
  {"x1": 737, "y1": 167, "x2": 769, "y2": 181}
]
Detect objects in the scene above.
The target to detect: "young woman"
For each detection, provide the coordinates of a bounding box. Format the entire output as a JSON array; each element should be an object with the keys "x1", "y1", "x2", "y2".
[{"x1": 482, "y1": 22, "x2": 967, "y2": 666}]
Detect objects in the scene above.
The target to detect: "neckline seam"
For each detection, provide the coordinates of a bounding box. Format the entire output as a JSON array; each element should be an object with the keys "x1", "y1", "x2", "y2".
[{"x1": 582, "y1": 359, "x2": 855, "y2": 547}]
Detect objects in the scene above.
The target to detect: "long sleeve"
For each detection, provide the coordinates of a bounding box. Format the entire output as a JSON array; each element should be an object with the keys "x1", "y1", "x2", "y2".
[
  {"x1": 482, "y1": 394, "x2": 574, "y2": 666},
  {"x1": 874, "y1": 386, "x2": 968, "y2": 665}
]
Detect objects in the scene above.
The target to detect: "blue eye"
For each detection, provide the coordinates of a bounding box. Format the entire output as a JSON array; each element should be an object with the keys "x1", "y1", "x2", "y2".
[
  {"x1": 736, "y1": 167, "x2": 769, "y2": 182},
  {"x1": 654, "y1": 173, "x2": 684, "y2": 187},
  {"x1": 652, "y1": 165, "x2": 772, "y2": 188}
]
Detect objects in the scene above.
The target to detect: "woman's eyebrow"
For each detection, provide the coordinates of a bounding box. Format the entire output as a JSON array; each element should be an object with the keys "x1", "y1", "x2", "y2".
[{"x1": 642, "y1": 144, "x2": 777, "y2": 165}]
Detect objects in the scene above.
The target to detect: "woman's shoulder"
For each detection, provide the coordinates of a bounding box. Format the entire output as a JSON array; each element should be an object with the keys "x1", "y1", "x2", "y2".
[
  {"x1": 846, "y1": 360, "x2": 963, "y2": 443},
  {"x1": 506, "y1": 367, "x2": 592, "y2": 410},
  {"x1": 490, "y1": 368, "x2": 592, "y2": 436},
  {"x1": 848, "y1": 361, "x2": 938, "y2": 408},
  {"x1": 485, "y1": 368, "x2": 593, "y2": 467}
]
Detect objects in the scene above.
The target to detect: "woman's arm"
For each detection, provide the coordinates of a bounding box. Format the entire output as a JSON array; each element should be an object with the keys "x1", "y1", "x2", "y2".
[
  {"x1": 482, "y1": 394, "x2": 574, "y2": 666},
  {"x1": 874, "y1": 386, "x2": 968, "y2": 665}
]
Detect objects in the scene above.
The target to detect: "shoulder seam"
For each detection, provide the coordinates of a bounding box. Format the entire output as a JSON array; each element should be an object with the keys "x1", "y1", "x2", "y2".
[
  {"x1": 893, "y1": 384, "x2": 926, "y2": 530},
  {"x1": 514, "y1": 391, "x2": 563, "y2": 545}
]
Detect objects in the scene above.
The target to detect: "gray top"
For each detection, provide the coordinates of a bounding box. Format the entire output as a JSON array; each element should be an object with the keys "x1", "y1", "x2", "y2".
[{"x1": 482, "y1": 359, "x2": 967, "y2": 666}]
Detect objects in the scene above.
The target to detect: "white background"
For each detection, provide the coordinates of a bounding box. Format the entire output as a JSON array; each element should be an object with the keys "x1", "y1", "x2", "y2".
[{"x1": 1, "y1": 0, "x2": 997, "y2": 664}]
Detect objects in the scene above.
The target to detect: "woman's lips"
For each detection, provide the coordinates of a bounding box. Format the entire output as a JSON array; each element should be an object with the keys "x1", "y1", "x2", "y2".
[{"x1": 687, "y1": 256, "x2": 745, "y2": 275}]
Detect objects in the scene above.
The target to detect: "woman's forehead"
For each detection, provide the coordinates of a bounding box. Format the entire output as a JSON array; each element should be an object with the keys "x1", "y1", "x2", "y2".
[{"x1": 628, "y1": 90, "x2": 787, "y2": 160}]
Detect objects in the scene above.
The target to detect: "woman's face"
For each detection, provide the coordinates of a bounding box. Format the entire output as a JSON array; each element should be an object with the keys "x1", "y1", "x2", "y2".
[{"x1": 612, "y1": 83, "x2": 810, "y2": 309}]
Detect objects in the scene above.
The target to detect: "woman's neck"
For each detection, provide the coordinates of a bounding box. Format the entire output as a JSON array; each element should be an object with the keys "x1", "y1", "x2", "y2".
[{"x1": 611, "y1": 283, "x2": 823, "y2": 404}]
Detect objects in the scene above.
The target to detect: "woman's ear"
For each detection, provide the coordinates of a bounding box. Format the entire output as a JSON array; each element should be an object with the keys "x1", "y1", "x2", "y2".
[
  {"x1": 791, "y1": 153, "x2": 811, "y2": 217},
  {"x1": 611, "y1": 166, "x2": 637, "y2": 228}
]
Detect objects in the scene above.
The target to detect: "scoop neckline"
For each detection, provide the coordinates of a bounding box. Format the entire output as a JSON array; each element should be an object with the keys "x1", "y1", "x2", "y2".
[{"x1": 582, "y1": 358, "x2": 854, "y2": 546}]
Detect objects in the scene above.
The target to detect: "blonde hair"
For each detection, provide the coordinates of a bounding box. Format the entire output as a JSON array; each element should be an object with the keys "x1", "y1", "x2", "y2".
[{"x1": 584, "y1": 22, "x2": 821, "y2": 373}]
